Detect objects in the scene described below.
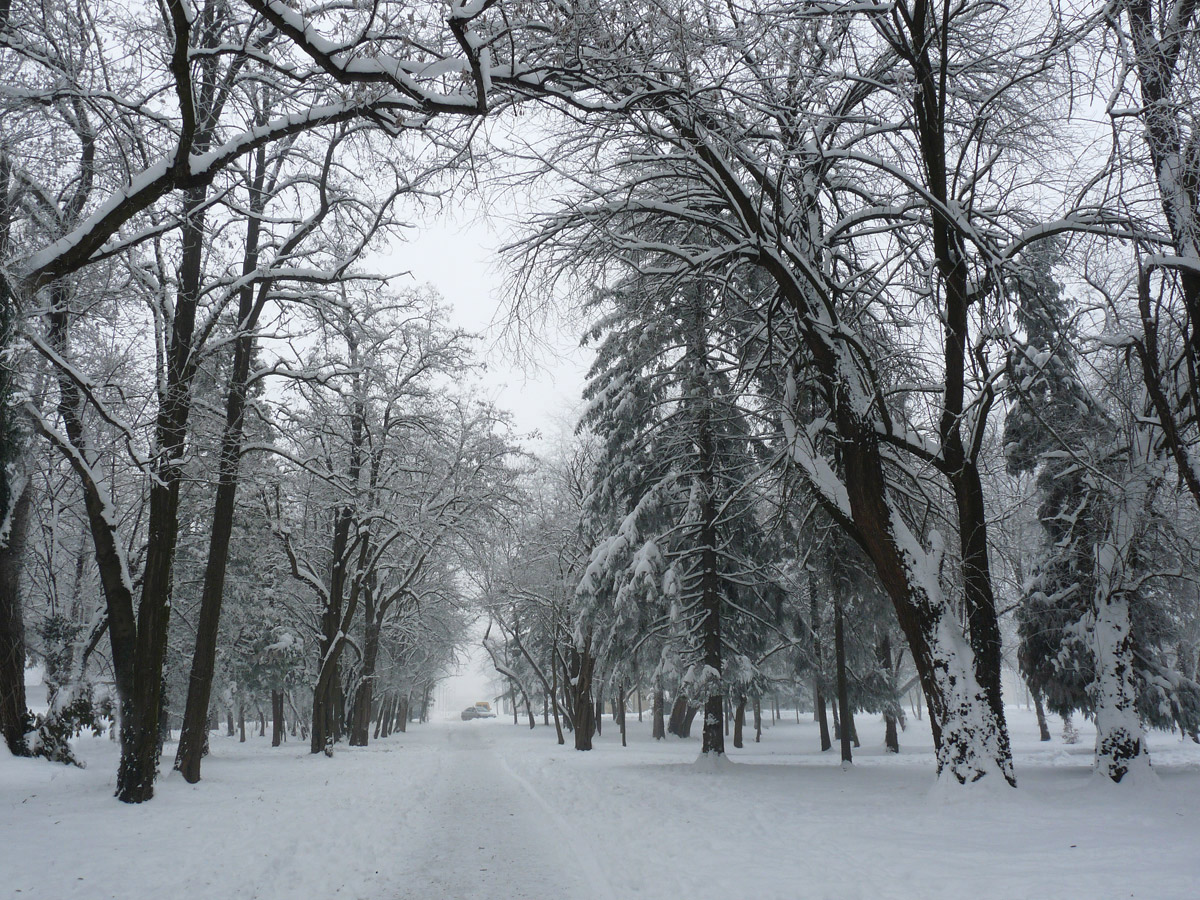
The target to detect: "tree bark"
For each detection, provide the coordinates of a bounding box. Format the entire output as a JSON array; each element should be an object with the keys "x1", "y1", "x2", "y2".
[
  {"x1": 571, "y1": 643, "x2": 595, "y2": 751},
  {"x1": 835, "y1": 604, "x2": 852, "y2": 765},
  {"x1": 1033, "y1": 688, "x2": 1051, "y2": 742},
  {"x1": 0, "y1": 481, "x2": 31, "y2": 755},
  {"x1": 176, "y1": 143, "x2": 271, "y2": 783},
  {"x1": 272, "y1": 691, "x2": 284, "y2": 747},
  {"x1": 667, "y1": 695, "x2": 687, "y2": 736},
  {"x1": 349, "y1": 622, "x2": 381, "y2": 746},
  {"x1": 733, "y1": 695, "x2": 746, "y2": 749}
]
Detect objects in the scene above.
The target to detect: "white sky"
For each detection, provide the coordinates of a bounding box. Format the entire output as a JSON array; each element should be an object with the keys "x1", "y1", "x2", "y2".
[
  {"x1": 372, "y1": 198, "x2": 588, "y2": 711},
  {"x1": 370, "y1": 190, "x2": 590, "y2": 452}
]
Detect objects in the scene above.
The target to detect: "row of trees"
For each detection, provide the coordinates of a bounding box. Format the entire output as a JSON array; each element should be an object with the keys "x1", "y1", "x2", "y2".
[
  {"x1": 1, "y1": 0, "x2": 1199, "y2": 801},
  {"x1": 473, "y1": 0, "x2": 1200, "y2": 786},
  {"x1": 0, "y1": 0, "x2": 526, "y2": 801}
]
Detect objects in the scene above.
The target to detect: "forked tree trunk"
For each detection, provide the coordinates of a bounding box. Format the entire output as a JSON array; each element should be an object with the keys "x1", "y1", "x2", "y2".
[
  {"x1": 175, "y1": 143, "x2": 271, "y2": 783},
  {"x1": 571, "y1": 644, "x2": 595, "y2": 751}
]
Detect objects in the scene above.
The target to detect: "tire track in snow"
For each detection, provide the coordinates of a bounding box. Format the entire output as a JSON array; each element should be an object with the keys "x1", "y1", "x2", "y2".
[
  {"x1": 390, "y1": 724, "x2": 610, "y2": 900},
  {"x1": 492, "y1": 749, "x2": 619, "y2": 900}
]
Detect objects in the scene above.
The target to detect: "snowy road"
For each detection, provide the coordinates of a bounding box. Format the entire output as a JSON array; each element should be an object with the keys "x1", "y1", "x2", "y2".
[
  {"x1": 391, "y1": 726, "x2": 613, "y2": 900},
  {"x1": 4, "y1": 711, "x2": 1200, "y2": 899}
]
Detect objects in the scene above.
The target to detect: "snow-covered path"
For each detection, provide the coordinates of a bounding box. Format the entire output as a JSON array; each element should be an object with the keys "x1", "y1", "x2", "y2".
[
  {"x1": 391, "y1": 725, "x2": 612, "y2": 900},
  {"x1": 3, "y1": 709, "x2": 1200, "y2": 899}
]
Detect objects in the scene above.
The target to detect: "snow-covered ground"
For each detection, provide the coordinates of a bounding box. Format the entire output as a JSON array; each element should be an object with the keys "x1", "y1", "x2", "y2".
[{"x1": 2, "y1": 707, "x2": 1198, "y2": 900}]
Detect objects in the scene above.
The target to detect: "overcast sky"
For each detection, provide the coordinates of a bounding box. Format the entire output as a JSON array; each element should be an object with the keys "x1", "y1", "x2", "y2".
[{"x1": 371, "y1": 193, "x2": 591, "y2": 452}]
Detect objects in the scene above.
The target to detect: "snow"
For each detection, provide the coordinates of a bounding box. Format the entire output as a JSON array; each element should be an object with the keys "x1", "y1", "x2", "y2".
[{"x1": 2, "y1": 708, "x2": 1198, "y2": 899}]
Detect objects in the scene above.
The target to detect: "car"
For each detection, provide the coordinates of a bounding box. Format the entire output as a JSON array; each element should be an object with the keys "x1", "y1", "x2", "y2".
[
  {"x1": 460, "y1": 706, "x2": 479, "y2": 720},
  {"x1": 472, "y1": 702, "x2": 496, "y2": 718}
]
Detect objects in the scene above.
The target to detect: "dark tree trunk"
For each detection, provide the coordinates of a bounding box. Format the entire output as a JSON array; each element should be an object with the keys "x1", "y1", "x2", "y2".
[
  {"x1": 571, "y1": 643, "x2": 595, "y2": 751},
  {"x1": 543, "y1": 693, "x2": 549, "y2": 727},
  {"x1": 1033, "y1": 687, "x2": 1051, "y2": 742},
  {"x1": 681, "y1": 705, "x2": 699, "y2": 738},
  {"x1": 733, "y1": 695, "x2": 746, "y2": 749},
  {"x1": 879, "y1": 633, "x2": 900, "y2": 753},
  {"x1": 835, "y1": 604, "x2": 852, "y2": 765},
  {"x1": 698, "y1": 486, "x2": 724, "y2": 756},
  {"x1": 816, "y1": 689, "x2": 832, "y2": 752},
  {"x1": 754, "y1": 698, "x2": 762, "y2": 743},
  {"x1": 0, "y1": 157, "x2": 31, "y2": 757},
  {"x1": 396, "y1": 695, "x2": 409, "y2": 733},
  {"x1": 226, "y1": 709, "x2": 235, "y2": 737},
  {"x1": 550, "y1": 653, "x2": 564, "y2": 745},
  {"x1": 594, "y1": 697, "x2": 602, "y2": 736},
  {"x1": 271, "y1": 691, "x2": 284, "y2": 747},
  {"x1": 175, "y1": 144, "x2": 271, "y2": 783},
  {"x1": 0, "y1": 481, "x2": 31, "y2": 755},
  {"x1": 884, "y1": 709, "x2": 899, "y2": 753},
  {"x1": 667, "y1": 695, "x2": 687, "y2": 736},
  {"x1": 374, "y1": 693, "x2": 386, "y2": 740},
  {"x1": 349, "y1": 622, "x2": 380, "y2": 746},
  {"x1": 617, "y1": 681, "x2": 627, "y2": 747},
  {"x1": 811, "y1": 588, "x2": 831, "y2": 751},
  {"x1": 238, "y1": 705, "x2": 246, "y2": 743},
  {"x1": 652, "y1": 688, "x2": 665, "y2": 740}
]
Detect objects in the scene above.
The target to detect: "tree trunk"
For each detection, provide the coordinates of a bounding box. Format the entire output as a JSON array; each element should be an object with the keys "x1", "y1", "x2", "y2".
[
  {"x1": 396, "y1": 694, "x2": 409, "y2": 733},
  {"x1": 374, "y1": 693, "x2": 386, "y2": 740},
  {"x1": 551, "y1": 652, "x2": 565, "y2": 745},
  {"x1": 733, "y1": 695, "x2": 746, "y2": 749},
  {"x1": 816, "y1": 688, "x2": 832, "y2": 752},
  {"x1": 681, "y1": 704, "x2": 699, "y2": 738},
  {"x1": 698, "y1": 490, "x2": 724, "y2": 756},
  {"x1": 571, "y1": 643, "x2": 595, "y2": 751},
  {"x1": 1033, "y1": 688, "x2": 1051, "y2": 742},
  {"x1": 226, "y1": 709, "x2": 235, "y2": 737},
  {"x1": 0, "y1": 480, "x2": 31, "y2": 755},
  {"x1": 349, "y1": 622, "x2": 381, "y2": 746},
  {"x1": 1093, "y1": 592, "x2": 1149, "y2": 781},
  {"x1": 175, "y1": 145, "x2": 272, "y2": 782},
  {"x1": 652, "y1": 688, "x2": 665, "y2": 740},
  {"x1": 879, "y1": 633, "x2": 900, "y2": 753},
  {"x1": 667, "y1": 695, "x2": 687, "y2": 736},
  {"x1": 271, "y1": 691, "x2": 284, "y2": 747},
  {"x1": 754, "y1": 698, "x2": 762, "y2": 743},
  {"x1": 836, "y1": 604, "x2": 852, "y2": 765},
  {"x1": 238, "y1": 705, "x2": 246, "y2": 743}
]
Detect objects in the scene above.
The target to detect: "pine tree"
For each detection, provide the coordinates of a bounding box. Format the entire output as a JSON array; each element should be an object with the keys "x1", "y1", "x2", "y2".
[{"x1": 577, "y1": 269, "x2": 780, "y2": 755}]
